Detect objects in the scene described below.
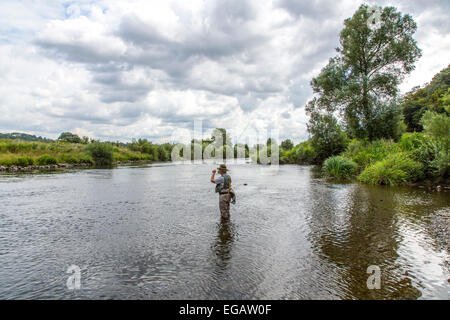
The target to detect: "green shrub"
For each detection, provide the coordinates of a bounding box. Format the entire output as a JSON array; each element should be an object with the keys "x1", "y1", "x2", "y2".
[
  {"x1": 58, "y1": 154, "x2": 80, "y2": 164},
  {"x1": 13, "y1": 156, "x2": 35, "y2": 167},
  {"x1": 296, "y1": 141, "x2": 318, "y2": 164},
  {"x1": 358, "y1": 153, "x2": 423, "y2": 185},
  {"x1": 280, "y1": 147, "x2": 297, "y2": 164},
  {"x1": 399, "y1": 132, "x2": 427, "y2": 152},
  {"x1": 322, "y1": 156, "x2": 357, "y2": 179},
  {"x1": 280, "y1": 141, "x2": 318, "y2": 165},
  {"x1": 421, "y1": 110, "x2": 450, "y2": 152},
  {"x1": 158, "y1": 148, "x2": 170, "y2": 161},
  {"x1": 0, "y1": 154, "x2": 13, "y2": 166},
  {"x1": 37, "y1": 154, "x2": 58, "y2": 165},
  {"x1": 126, "y1": 153, "x2": 142, "y2": 161},
  {"x1": 415, "y1": 144, "x2": 449, "y2": 179},
  {"x1": 309, "y1": 113, "x2": 348, "y2": 162},
  {"x1": 343, "y1": 139, "x2": 401, "y2": 169},
  {"x1": 430, "y1": 150, "x2": 449, "y2": 178},
  {"x1": 0, "y1": 141, "x2": 35, "y2": 153},
  {"x1": 86, "y1": 142, "x2": 113, "y2": 166},
  {"x1": 113, "y1": 149, "x2": 151, "y2": 162},
  {"x1": 420, "y1": 110, "x2": 450, "y2": 179},
  {"x1": 343, "y1": 139, "x2": 364, "y2": 155},
  {"x1": 398, "y1": 133, "x2": 448, "y2": 179},
  {"x1": 77, "y1": 154, "x2": 94, "y2": 164}
]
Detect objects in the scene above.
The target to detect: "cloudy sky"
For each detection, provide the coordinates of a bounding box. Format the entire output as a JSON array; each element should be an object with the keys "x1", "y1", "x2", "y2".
[{"x1": 0, "y1": 0, "x2": 449, "y2": 143}]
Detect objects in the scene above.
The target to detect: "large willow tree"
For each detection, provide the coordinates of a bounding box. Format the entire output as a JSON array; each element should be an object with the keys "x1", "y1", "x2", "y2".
[{"x1": 306, "y1": 4, "x2": 422, "y2": 140}]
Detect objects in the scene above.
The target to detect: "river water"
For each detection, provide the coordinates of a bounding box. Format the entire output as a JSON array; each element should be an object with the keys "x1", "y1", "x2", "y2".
[{"x1": 0, "y1": 163, "x2": 448, "y2": 299}]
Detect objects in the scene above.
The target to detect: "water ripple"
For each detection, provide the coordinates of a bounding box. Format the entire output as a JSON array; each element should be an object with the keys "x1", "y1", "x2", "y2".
[{"x1": 0, "y1": 164, "x2": 448, "y2": 299}]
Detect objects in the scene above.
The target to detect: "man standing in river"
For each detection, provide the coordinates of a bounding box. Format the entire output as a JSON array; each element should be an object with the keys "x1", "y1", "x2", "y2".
[{"x1": 211, "y1": 164, "x2": 232, "y2": 219}]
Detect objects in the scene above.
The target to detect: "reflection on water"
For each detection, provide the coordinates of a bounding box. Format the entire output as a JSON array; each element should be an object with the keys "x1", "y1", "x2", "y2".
[
  {"x1": 0, "y1": 163, "x2": 448, "y2": 299},
  {"x1": 213, "y1": 219, "x2": 236, "y2": 270},
  {"x1": 307, "y1": 184, "x2": 418, "y2": 299}
]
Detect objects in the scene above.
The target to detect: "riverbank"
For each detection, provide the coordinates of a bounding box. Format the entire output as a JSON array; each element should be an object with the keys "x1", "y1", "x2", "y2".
[
  {"x1": 0, "y1": 138, "x2": 172, "y2": 170},
  {"x1": 0, "y1": 162, "x2": 90, "y2": 172},
  {"x1": 0, "y1": 159, "x2": 155, "y2": 173},
  {"x1": 277, "y1": 65, "x2": 449, "y2": 187},
  {"x1": 280, "y1": 132, "x2": 449, "y2": 187},
  {"x1": 405, "y1": 180, "x2": 450, "y2": 191}
]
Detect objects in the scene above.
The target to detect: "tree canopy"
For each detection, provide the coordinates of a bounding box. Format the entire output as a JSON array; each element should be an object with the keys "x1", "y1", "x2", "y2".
[
  {"x1": 0, "y1": 132, "x2": 53, "y2": 142},
  {"x1": 306, "y1": 4, "x2": 421, "y2": 141},
  {"x1": 57, "y1": 132, "x2": 82, "y2": 143},
  {"x1": 281, "y1": 139, "x2": 294, "y2": 150},
  {"x1": 402, "y1": 65, "x2": 450, "y2": 132},
  {"x1": 308, "y1": 113, "x2": 348, "y2": 162}
]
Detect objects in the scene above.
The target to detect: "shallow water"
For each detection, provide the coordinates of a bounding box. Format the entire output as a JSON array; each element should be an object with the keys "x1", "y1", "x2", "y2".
[{"x1": 0, "y1": 163, "x2": 448, "y2": 299}]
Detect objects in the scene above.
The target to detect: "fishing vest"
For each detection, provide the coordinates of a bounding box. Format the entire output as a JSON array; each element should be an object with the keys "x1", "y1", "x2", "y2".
[{"x1": 215, "y1": 174, "x2": 231, "y2": 194}]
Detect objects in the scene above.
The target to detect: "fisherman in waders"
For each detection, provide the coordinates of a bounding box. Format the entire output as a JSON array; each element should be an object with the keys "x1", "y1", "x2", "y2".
[{"x1": 211, "y1": 164, "x2": 232, "y2": 219}]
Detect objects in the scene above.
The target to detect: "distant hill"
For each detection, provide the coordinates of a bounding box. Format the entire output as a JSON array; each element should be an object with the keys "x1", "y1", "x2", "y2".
[{"x1": 0, "y1": 132, "x2": 53, "y2": 142}]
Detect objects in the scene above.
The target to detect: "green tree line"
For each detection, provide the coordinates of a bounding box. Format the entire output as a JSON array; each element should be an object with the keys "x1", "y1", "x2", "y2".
[{"x1": 279, "y1": 4, "x2": 449, "y2": 185}]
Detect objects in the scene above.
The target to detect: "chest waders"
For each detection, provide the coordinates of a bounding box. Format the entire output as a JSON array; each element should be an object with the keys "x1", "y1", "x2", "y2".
[{"x1": 216, "y1": 174, "x2": 231, "y2": 200}]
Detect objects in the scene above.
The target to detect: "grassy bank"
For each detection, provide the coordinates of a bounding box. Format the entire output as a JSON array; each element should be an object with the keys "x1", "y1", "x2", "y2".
[
  {"x1": 279, "y1": 64, "x2": 449, "y2": 186},
  {"x1": 280, "y1": 132, "x2": 448, "y2": 186},
  {"x1": 0, "y1": 139, "x2": 157, "y2": 168}
]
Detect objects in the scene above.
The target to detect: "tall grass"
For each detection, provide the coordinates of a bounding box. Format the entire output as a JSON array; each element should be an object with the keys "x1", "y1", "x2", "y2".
[
  {"x1": 342, "y1": 139, "x2": 401, "y2": 169},
  {"x1": 399, "y1": 132, "x2": 448, "y2": 180},
  {"x1": 112, "y1": 147, "x2": 151, "y2": 162},
  {"x1": 36, "y1": 154, "x2": 58, "y2": 165},
  {"x1": 0, "y1": 139, "x2": 154, "y2": 167},
  {"x1": 322, "y1": 156, "x2": 357, "y2": 179},
  {"x1": 358, "y1": 153, "x2": 423, "y2": 185}
]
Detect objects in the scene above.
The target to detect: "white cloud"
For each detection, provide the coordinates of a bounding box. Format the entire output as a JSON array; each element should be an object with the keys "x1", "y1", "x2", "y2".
[{"x1": 0, "y1": 0, "x2": 448, "y2": 144}]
